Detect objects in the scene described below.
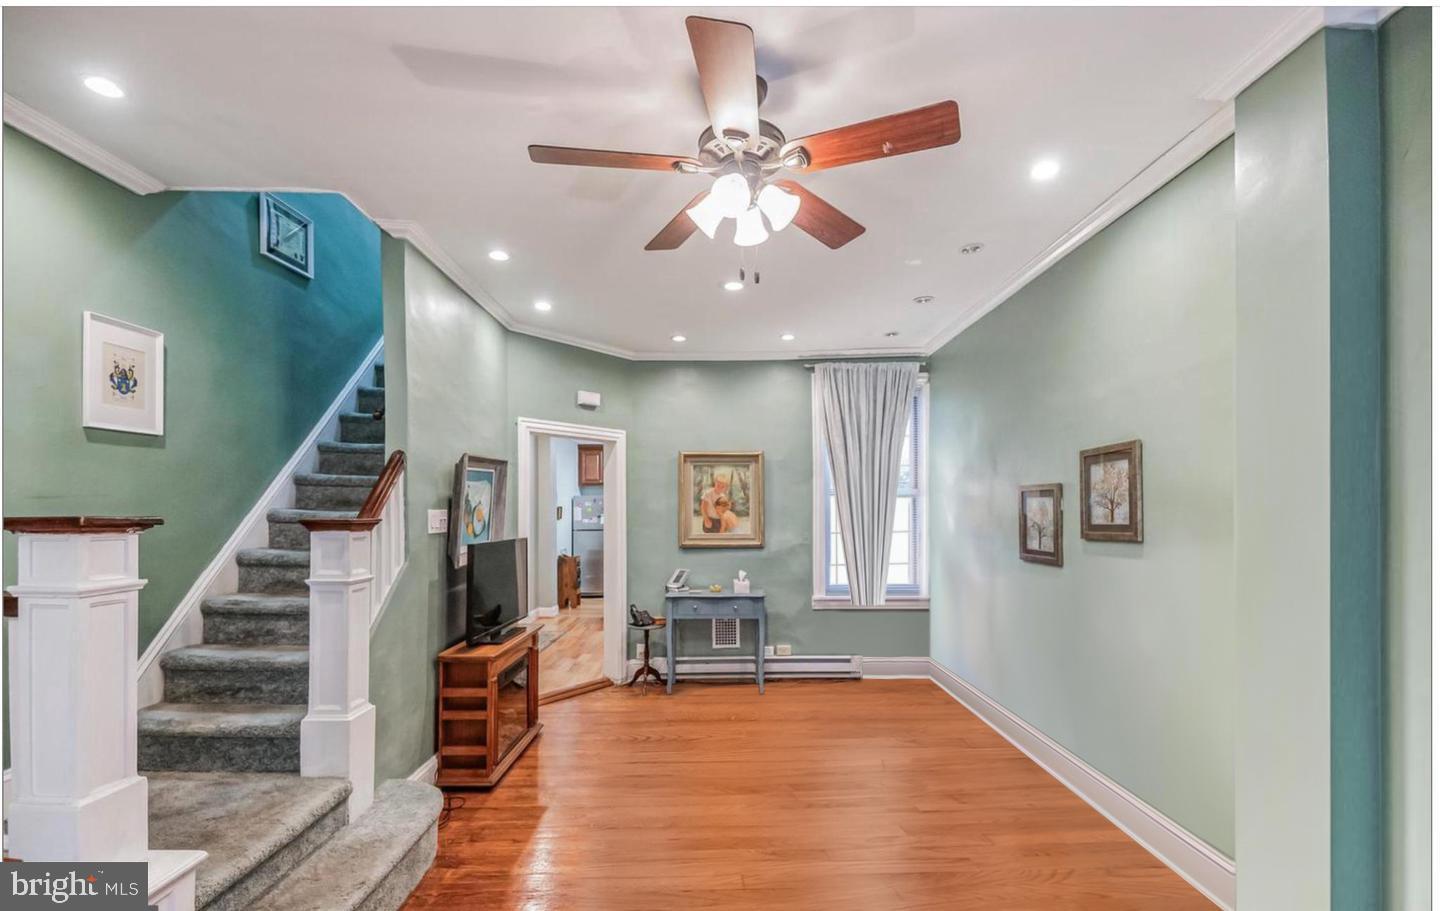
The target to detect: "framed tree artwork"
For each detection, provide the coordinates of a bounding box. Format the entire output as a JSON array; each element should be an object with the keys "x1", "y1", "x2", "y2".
[
  {"x1": 1018, "y1": 483, "x2": 1063, "y2": 566},
  {"x1": 1079, "y1": 439, "x2": 1143, "y2": 542}
]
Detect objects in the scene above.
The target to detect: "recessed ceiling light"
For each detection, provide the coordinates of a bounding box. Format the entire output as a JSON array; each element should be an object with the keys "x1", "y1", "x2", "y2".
[
  {"x1": 488, "y1": 249, "x2": 510, "y2": 262},
  {"x1": 780, "y1": 333, "x2": 795, "y2": 342},
  {"x1": 671, "y1": 334, "x2": 687, "y2": 343},
  {"x1": 83, "y1": 76, "x2": 125, "y2": 99},
  {"x1": 960, "y1": 243, "x2": 985, "y2": 255},
  {"x1": 722, "y1": 280, "x2": 745, "y2": 292},
  {"x1": 884, "y1": 331, "x2": 900, "y2": 338},
  {"x1": 533, "y1": 300, "x2": 552, "y2": 312},
  {"x1": 1030, "y1": 158, "x2": 1060, "y2": 182},
  {"x1": 913, "y1": 295, "x2": 935, "y2": 305}
]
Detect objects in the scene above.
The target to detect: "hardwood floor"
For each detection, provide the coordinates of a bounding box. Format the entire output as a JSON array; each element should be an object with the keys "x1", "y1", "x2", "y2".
[
  {"x1": 535, "y1": 599, "x2": 605, "y2": 697},
  {"x1": 403, "y1": 680, "x2": 1214, "y2": 910}
]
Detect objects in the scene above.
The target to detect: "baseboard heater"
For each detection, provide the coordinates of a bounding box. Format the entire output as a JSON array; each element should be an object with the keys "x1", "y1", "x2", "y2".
[{"x1": 632, "y1": 655, "x2": 862, "y2": 679}]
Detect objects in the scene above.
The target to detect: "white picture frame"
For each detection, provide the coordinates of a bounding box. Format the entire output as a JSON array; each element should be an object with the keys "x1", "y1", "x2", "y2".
[
  {"x1": 259, "y1": 192, "x2": 315, "y2": 278},
  {"x1": 82, "y1": 311, "x2": 165, "y2": 436}
]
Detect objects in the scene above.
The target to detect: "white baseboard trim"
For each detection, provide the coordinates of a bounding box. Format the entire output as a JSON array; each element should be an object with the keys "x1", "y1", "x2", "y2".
[
  {"x1": 137, "y1": 339, "x2": 386, "y2": 705},
  {"x1": 627, "y1": 654, "x2": 861, "y2": 678},
  {"x1": 408, "y1": 754, "x2": 438, "y2": 785},
  {"x1": 531, "y1": 605, "x2": 560, "y2": 619},
  {"x1": 927, "y1": 659, "x2": 1235, "y2": 910},
  {"x1": 860, "y1": 656, "x2": 932, "y2": 678}
]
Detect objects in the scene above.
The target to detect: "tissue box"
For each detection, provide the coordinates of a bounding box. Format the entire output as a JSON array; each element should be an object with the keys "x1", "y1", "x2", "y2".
[{"x1": 733, "y1": 578, "x2": 751, "y2": 594}]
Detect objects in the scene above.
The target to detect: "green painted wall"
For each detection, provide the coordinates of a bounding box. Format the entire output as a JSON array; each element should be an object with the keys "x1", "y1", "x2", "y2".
[
  {"x1": 1380, "y1": 8, "x2": 1432, "y2": 909},
  {"x1": 1, "y1": 128, "x2": 382, "y2": 651},
  {"x1": 926, "y1": 141, "x2": 1238, "y2": 856}
]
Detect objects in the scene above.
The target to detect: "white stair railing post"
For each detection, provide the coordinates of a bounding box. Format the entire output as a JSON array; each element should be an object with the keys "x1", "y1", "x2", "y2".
[
  {"x1": 300, "y1": 523, "x2": 377, "y2": 818},
  {"x1": 4, "y1": 517, "x2": 205, "y2": 909}
]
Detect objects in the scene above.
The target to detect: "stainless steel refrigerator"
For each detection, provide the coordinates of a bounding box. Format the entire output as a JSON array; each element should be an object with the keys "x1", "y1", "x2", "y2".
[{"x1": 571, "y1": 495, "x2": 604, "y2": 597}]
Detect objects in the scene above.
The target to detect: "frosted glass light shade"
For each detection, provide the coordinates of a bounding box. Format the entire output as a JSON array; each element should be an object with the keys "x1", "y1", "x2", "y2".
[
  {"x1": 709, "y1": 173, "x2": 752, "y2": 218},
  {"x1": 756, "y1": 184, "x2": 800, "y2": 231},
  {"x1": 685, "y1": 192, "x2": 726, "y2": 239},
  {"x1": 733, "y1": 206, "x2": 769, "y2": 247}
]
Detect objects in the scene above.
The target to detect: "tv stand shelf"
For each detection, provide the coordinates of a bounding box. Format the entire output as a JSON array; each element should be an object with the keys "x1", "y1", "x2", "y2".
[{"x1": 436, "y1": 629, "x2": 542, "y2": 789}]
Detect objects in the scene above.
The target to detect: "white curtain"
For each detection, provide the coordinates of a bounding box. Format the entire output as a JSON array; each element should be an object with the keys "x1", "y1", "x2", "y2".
[{"x1": 815, "y1": 361, "x2": 920, "y2": 607}]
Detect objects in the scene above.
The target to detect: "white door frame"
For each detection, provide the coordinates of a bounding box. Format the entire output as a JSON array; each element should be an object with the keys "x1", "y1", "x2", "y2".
[{"x1": 516, "y1": 417, "x2": 628, "y2": 683}]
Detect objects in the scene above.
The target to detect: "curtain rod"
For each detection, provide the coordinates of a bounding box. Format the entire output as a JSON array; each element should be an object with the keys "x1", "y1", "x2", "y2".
[{"x1": 802, "y1": 361, "x2": 928, "y2": 371}]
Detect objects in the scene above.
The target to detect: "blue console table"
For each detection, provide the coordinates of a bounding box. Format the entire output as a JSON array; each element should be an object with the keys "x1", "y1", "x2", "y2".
[{"x1": 663, "y1": 590, "x2": 767, "y2": 694}]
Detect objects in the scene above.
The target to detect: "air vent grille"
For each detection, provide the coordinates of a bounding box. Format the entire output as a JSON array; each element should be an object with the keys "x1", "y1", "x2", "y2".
[{"x1": 712, "y1": 617, "x2": 739, "y2": 649}]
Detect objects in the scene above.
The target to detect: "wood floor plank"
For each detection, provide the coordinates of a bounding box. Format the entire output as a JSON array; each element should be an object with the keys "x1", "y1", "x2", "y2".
[{"x1": 403, "y1": 680, "x2": 1215, "y2": 910}]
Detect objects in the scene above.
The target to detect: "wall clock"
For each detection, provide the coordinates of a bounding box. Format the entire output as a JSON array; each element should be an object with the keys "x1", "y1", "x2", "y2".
[{"x1": 259, "y1": 192, "x2": 314, "y2": 278}]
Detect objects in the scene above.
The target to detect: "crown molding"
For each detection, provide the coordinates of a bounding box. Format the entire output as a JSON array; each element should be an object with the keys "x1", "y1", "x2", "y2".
[
  {"x1": 922, "y1": 103, "x2": 1236, "y2": 358},
  {"x1": 1199, "y1": 7, "x2": 1324, "y2": 102},
  {"x1": 3, "y1": 94, "x2": 165, "y2": 195}
]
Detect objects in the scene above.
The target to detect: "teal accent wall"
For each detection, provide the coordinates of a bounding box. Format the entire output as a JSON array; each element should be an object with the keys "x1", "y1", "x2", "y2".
[
  {"x1": 1, "y1": 128, "x2": 382, "y2": 651},
  {"x1": 925, "y1": 141, "x2": 1238, "y2": 856},
  {"x1": 1380, "y1": 8, "x2": 1432, "y2": 909}
]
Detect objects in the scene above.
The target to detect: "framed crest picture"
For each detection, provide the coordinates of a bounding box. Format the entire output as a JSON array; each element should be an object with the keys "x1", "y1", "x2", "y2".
[
  {"x1": 1079, "y1": 439, "x2": 1143, "y2": 542},
  {"x1": 82, "y1": 311, "x2": 165, "y2": 436},
  {"x1": 1019, "y1": 483, "x2": 1063, "y2": 566},
  {"x1": 449, "y1": 454, "x2": 508, "y2": 568},
  {"x1": 678, "y1": 451, "x2": 764, "y2": 548},
  {"x1": 259, "y1": 193, "x2": 314, "y2": 278}
]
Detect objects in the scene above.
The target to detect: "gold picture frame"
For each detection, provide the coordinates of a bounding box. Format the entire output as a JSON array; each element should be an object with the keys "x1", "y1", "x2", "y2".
[{"x1": 678, "y1": 451, "x2": 764, "y2": 548}]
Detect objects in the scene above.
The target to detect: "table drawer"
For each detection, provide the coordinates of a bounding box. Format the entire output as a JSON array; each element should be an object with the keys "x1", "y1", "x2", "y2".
[{"x1": 668, "y1": 601, "x2": 762, "y2": 619}]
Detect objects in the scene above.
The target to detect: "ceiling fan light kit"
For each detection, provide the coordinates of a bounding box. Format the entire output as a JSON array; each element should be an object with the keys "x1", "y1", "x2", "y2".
[{"x1": 527, "y1": 15, "x2": 961, "y2": 254}]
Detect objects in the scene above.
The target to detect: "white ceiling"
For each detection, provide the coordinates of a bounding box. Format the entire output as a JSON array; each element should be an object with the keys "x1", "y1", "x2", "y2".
[{"x1": 4, "y1": 6, "x2": 1309, "y2": 360}]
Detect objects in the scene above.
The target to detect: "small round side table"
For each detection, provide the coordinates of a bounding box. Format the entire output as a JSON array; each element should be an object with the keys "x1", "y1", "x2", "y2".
[{"x1": 628, "y1": 619, "x2": 666, "y2": 692}]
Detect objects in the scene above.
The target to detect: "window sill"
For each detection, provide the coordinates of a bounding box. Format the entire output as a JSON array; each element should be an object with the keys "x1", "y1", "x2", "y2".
[{"x1": 811, "y1": 596, "x2": 930, "y2": 611}]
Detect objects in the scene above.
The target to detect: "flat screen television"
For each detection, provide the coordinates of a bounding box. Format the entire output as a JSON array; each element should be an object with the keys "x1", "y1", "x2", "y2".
[{"x1": 465, "y1": 537, "x2": 529, "y2": 647}]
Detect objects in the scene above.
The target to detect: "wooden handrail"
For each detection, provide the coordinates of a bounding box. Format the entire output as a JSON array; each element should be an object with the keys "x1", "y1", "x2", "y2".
[
  {"x1": 300, "y1": 451, "x2": 405, "y2": 533},
  {"x1": 4, "y1": 516, "x2": 164, "y2": 534}
]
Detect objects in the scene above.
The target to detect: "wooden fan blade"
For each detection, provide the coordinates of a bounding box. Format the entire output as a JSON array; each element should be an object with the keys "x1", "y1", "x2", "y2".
[
  {"x1": 528, "y1": 145, "x2": 700, "y2": 172},
  {"x1": 774, "y1": 180, "x2": 866, "y2": 249},
  {"x1": 781, "y1": 101, "x2": 961, "y2": 173},
  {"x1": 686, "y1": 17, "x2": 760, "y2": 146},
  {"x1": 645, "y1": 190, "x2": 712, "y2": 251}
]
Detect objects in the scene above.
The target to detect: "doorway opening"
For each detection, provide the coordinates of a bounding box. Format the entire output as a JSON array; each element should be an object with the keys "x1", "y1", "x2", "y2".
[{"x1": 516, "y1": 418, "x2": 627, "y2": 703}]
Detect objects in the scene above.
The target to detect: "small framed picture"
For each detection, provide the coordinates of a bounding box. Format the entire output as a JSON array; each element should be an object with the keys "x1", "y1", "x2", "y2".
[
  {"x1": 678, "y1": 451, "x2": 764, "y2": 548},
  {"x1": 1019, "y1": 483, "x2": 1063, "y2": 566},
  {"x1": 449, "y1": 454, "x2": 509, "y2": 568},
  {"x1": 1080, "y1": 439, "x2": 1143, "y2": 542},
  {"x1": 260, "y1": 193, "x2": 314, "y2": 278},
  {"x1": 82, "y1": 311, "x2": 164, "y2": 436}
]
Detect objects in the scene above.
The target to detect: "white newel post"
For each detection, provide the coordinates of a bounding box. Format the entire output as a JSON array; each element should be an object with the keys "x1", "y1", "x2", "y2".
[
  {"x1": 4, "y1": 517, "x2": 204, "y2": 909},
  {"x1": 301, "y1": 523, "x2": 377, "y2": 818}
]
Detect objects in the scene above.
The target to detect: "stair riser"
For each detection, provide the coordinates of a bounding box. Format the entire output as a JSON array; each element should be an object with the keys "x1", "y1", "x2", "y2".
[
  {"x1": 204, "y1": 801, "x2": 349, "y2": 911},
  {"x1": 296, "y1": 484, "x2": 371, "y2": 511},
  {"x1": 354, "y1": 824, "x2": 438, "y2": 911},
  {"x1": 203, "y1": 611, "x2": 308, "y2": 646},
  {"x1": 357, "y1": 387, "x2": 385, "y2": 413},
  {"x1": 340, "y1": 416, "x2": 384, "y2": 444},
  {"x1": 268, "y1": 520, "x2": 313, "y2": 551},
  {"x1": 373, "y1": 364, "x2": 385, "y2": 388},
  {"x1": 239, "y1": 562, "x2": 310, "y2": 595},
  {"x1": 318, "y1": 450, "x2": 385, "y2": 475},
  {"x1": 139, "y1": 734, "x2": 300, "y2": 773},
  {"x1": 164, "y1": 667, "x2": 308, "y2": 704}
]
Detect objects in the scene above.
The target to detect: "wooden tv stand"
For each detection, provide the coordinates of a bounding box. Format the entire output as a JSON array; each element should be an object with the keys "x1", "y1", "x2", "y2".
[{"x1": 436, "y1": 628, "x2": 542, "y2": 788}]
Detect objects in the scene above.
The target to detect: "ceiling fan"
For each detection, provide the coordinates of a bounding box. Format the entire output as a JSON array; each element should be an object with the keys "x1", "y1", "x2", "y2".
[{"x1": 527, "y1": 16, "x2": 961, "y2": 252}]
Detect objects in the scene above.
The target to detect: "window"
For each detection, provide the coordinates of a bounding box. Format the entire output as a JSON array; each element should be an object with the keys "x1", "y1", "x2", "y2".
[{"x1": 813, "y1": 381, "x2": 928, "y2": 607}]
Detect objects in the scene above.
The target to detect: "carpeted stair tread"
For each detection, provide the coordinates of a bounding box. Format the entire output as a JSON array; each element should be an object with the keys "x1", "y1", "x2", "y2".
[
  {"x1": 149, "y1": 772, "x2": 351, "y2": 911},
  {"x1": 237, "y1": 548, "x2": 310, "y2": 567},
  {"x1": 268, "y1": 507, "x2": 356, "y2": 523},
  {"x1": 293, "y1": 473, "x2": 379, "y2": 488},
  {"x1": 139, "y1": 702, "x2": 304, "y2": 738},
  {"x1": 203, "y1": 593, "x2": 309, "y2": 616},
  {"x1": 252, "y1": 780, "x2": 441, "y2": 911},
  {"x1": 162, "y1": 644, "x2": 309, "y2": 671},
  {"x1": 317, "y1": 441, "x2": 384, "y2": 455}
]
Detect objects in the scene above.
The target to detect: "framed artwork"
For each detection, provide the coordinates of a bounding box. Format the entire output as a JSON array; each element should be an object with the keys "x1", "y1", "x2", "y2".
[
  {"x1": 82, "y1": 311, "x2": 165, "y2": 436},
  {"x1": 1079, "y1": 439, "x2": 1143, "y2": 542},
  {"x1": 1019, "y1": 483, "x2": 1063, "y2": 566},
  {"x1": 449, "y1": 454, "x2": 509, "y2": 568},
  {"x1": 678, "y1": 451, "x2": 764, "y2": 548},
  {"x1": 259, "y1": 193, "x2": 314, "y2": 278}
]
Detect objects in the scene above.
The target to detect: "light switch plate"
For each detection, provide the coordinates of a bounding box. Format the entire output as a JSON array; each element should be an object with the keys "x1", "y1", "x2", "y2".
[
  {"x1": 427, "y1": 509, "x2": 448, "y2": 534},
  {"x1": 775, "y1": 644, "x2": 793, "y2": 657}
]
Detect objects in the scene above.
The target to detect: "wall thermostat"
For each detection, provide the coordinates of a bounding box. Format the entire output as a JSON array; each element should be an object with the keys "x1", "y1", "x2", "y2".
[{"x1": 576, "y1": 390, "x2": 602, "y2": 409}]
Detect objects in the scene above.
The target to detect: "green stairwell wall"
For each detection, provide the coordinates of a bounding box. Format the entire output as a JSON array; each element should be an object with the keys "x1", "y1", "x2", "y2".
[{"x1": 2, "y1": 129, "x2": 383, "y2": 761}]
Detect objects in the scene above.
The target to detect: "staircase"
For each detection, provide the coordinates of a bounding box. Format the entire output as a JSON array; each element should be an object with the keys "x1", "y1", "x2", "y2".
[{"x1": 134, "y1": 362, "x2": 440, "y2": 911}]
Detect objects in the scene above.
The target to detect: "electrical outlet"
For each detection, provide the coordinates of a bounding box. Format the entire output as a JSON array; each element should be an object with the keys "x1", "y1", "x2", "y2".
[
  {"x1": 776, "y1": 644, "x2": 793, "y2": 657},
  {"x1": 426, "y1": 510, "x2": 448, "y2": 534},
  {"x1": 764, "y1": 645, "x2": 775, "y2": 658},
  {"x1": 634, "y1": 643, "x2": 645, "y2": 661}
]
